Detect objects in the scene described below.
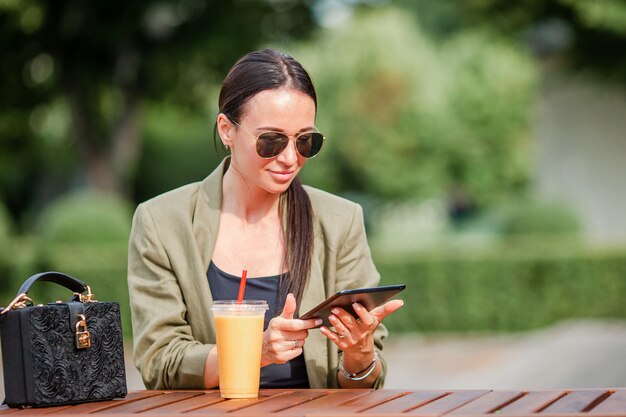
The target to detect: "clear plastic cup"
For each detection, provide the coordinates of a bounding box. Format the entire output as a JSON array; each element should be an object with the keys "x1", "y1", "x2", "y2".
[{"x1": 210, "y1": 300, "x2": 269, "y2": 398}]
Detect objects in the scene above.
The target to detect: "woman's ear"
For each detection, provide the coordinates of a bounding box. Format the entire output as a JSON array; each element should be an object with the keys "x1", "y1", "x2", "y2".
[{"x1": 216, "y1": 113, "x2": 235, "y2": 148}]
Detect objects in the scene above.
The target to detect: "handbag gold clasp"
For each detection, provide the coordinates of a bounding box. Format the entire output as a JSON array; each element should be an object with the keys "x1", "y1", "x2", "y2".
[
  {"x1": 75, "y1": 314, "x2": 91, "y2": 349},
  {"x1": 74, "y1": 286, "x2": 97, "y2": 303},
  {"x1": 0, "y1": 293, "x2": 33, "y2": 315}
]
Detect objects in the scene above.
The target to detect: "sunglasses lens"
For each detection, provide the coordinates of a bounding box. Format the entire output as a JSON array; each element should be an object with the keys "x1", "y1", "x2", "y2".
[
  {"x1": 257, "y1": 133, "x2": 289, "y2": 158},
  {"x1": 256, "y1": 132, "x2": 325, "y2": 158},
  {"x1": 296, "y1": 133, "x2": 324, "y2": 158}
]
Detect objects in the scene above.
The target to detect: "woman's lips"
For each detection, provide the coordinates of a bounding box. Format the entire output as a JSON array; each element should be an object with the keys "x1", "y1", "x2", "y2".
[{"x1": 268, "y1": 169, "x2": 295, "y2": 182}]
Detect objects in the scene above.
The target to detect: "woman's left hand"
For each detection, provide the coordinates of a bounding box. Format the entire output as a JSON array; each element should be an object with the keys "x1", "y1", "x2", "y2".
[{"x1": 319, "y1": 299, "x2": 404, "y2": 354}]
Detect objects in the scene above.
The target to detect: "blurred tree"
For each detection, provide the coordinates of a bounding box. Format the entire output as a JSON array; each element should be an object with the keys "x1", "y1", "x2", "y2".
[
  {"x1": 0, "y1": 0, "x2": 315, "y2": 218},
  {"x1": 132, "y1": 103, "x2": 223, "y2": 204},
  {"x1": 421, "y1": 0, "x2": 626, "y2": 82},
  {"x1": 293, "y1": 7, "x2": 536, "y2": 208},
  {"x1": 0, "y1": 200, "x2": 13, "y2": 251}
]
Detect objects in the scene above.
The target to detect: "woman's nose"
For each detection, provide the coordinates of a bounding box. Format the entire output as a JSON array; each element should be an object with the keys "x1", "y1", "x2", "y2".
[{"x1": 277, "y1": 138, "x2": 299, "y2": 164}]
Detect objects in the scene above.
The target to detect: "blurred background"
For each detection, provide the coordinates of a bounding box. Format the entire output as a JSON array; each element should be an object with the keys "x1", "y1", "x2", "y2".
[{"x1": 1, "y1": 0, "x2": 626, "y2": 391}]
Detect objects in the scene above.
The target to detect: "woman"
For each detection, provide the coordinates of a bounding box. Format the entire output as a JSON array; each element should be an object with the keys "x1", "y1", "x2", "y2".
[{"x1": 128, "y1": 49, "x2": 404, "y2": 390}]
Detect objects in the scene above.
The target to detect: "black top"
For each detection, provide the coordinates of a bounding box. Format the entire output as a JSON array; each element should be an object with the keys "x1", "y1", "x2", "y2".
[{"x1": 207, "y1": 261, "x2": 309, "y2": 388}]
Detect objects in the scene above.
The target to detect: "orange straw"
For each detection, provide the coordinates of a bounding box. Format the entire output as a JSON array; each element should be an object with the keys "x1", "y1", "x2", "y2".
[{"x1": 237, "y1": 268, "x2": 247, "y2": 303}]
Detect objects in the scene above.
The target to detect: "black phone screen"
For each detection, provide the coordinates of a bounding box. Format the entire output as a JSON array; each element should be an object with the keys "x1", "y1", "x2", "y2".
[{"x1": 299, "y1": 284, "x2": 406, "y2": 327}]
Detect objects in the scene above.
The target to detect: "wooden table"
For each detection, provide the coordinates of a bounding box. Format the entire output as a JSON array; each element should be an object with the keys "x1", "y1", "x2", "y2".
[{"x1": 1, "y1": 388, "x2": 625, "y2": 416}]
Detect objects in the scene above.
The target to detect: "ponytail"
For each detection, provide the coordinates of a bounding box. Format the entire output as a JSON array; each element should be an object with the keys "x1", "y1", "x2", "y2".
[{"x1": 279, "y1": 177, "x2": 313, "y2": 308}]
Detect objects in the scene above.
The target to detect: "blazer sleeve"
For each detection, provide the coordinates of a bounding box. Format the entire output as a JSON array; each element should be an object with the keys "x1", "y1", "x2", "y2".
[
  {"x1": 127, "y1": 204, "x2": 212, "y2": 389},
  {"x1": 333, "y1": 202, "x2": 389, "y2": 388}
]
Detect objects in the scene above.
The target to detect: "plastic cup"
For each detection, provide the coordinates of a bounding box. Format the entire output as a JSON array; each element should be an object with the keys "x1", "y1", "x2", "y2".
[{"x1": 210, "y1": 300, "x2": 269, "y2": 398}]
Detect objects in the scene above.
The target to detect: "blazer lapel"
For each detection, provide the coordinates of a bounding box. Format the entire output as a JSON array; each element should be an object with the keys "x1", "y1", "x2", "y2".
[
  {"x1": 190, "y1": 158, "x2": 228, "y2": 342},
  {"x1": 301, "y1": 229, "x2": 329, "y2": 388}
]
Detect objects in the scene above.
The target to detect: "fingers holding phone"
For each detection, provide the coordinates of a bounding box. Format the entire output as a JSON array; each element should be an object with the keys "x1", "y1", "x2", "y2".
[
  {"x1": 319, "y1": 299, "x2": 404, "y2": 351},
  {"x1": 319, "y1": 304, "x2": 373, "y2": 350},
  {"x1": 369, "y1": 298, "x2": 405, "y2": 322},
  {"x1": 261, "y1": 293, "x2": 322, "y2": 366}
]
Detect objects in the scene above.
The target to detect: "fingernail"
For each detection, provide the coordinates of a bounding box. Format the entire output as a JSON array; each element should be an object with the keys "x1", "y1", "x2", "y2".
[
  {"x1": 329, "y1": 314, "x2": 336, "y2": 322},
  {"x1": 315, "y1": 319, "x2": 323, "y2": 326},
  {"x1": 331, "y1": 308, "x2": 339, "y2": 315},
  {"x1": 353, "y1": 303, "x2": 361, "y2": 311}
]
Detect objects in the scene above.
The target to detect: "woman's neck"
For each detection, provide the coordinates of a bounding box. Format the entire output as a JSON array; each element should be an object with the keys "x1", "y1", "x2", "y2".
[{"x1": 221, "y1": 164, "x2": 281, "y2": 223}]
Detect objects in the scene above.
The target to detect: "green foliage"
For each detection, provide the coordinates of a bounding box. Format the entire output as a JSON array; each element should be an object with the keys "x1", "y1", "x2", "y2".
[
  {"x1": 1, "y1": 218, "x2": 624, "y2": 338},
  {"x1": 0, "y1": 241, "x2": 132, "y2": 338},
  {"x1": 16, "y1": 192, "x2": 135, "y2": 335},
  {"x1": 39, "y1": 243, "x2": 132, "y2": 338},
  {"x1": 564, "y1": 0, "x2": 626, "y2": 36},
  {"x1": 38, "y1": 192, "x2": 133, "y2": 245},
  {"x1": 1, "y1": 192, "x2": 133, "y2": 335},
  {"x1": 293, "y1": 8, "x2": 447, "y2": 198},
  {"x1": 0, "y1": 0, "x2": 317, "y2": 217},
  {"x1": 378, "y1": 248, "x2": 626, "y2": 333},
  {"x1": 446, "y1": 0, "x2": 626, "y2": 83},
  {"x1": 441, "y1": 31, "x2": 536, "y2": 203},
  {"x1": 0, "y1": 207, "x2": 36, "y2": 307},
  {"x1": 0, "y1": 200, "x2": 12, "y2": 249},
  {"x1": 0, "y1": 201, "x2": 14, "y2": 286},
  {"x1": 3, "y1": 236, "x2": 624, "y2": 338},
  {"x1": 499, "y1": 201, "x2": 581, "y2": 237},
  {"x1": 133, "y1": 104, "x2": 222, "y2": 203},
  {"x1": 292, "y1": 7, "x2": 537, "y2": 205}
]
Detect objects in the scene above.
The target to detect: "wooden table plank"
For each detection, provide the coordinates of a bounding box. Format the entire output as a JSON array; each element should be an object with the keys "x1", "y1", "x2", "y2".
[
  {"x1": 405, "y1": 390, "x2": 490, "y2": 416},
  {"x1": 446, "y1": 391, "x2": 523, "y2": 415},
  {"x1": 184, "y1": 390, "x2": 289, "y2": 416},
  {"x1": 96, "y1": 391, "x2": 202, "y2": 414},
  {"x1": 193, "y1": 389, "x2": 326, "y2": 416},
  {"x1": 308, "y1": 389, "x2": 410, "y2": 416},
  {"x1": 0, "y1": 407, "x2": 72, "y2": 415},
  {"x1": 0, "y1": 392, "x2": 158, "y2": 415},
  {"x1": 3, "y1": 389, "x2": 626, "y2": 416},
  {"x1": 45, "y1": 391, "x2": 163, "y2": 415},
  {"x1": 358, "y1": 390, "x2": 448, "y2": 415},
  {"x1": 588, "y1": 389, "x2": 626, "y2": 415},
  {"x1": 272, "y1": 390, "x2": 373, "y2": 416},
  {"x1": 497, "y1": 391, "x2": 567, "y2": 415},
  {"x1": 541, "y1": 390, "x2": 609, "y2": 414},
  {"x1": 140, "y1": 391, "x2": 225, "y2": 415}
]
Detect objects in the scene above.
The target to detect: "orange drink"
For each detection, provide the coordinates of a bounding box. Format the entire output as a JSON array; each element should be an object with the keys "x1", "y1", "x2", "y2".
[{"x1": 210, "y1": 300, "x2": 268, "y2": 398}]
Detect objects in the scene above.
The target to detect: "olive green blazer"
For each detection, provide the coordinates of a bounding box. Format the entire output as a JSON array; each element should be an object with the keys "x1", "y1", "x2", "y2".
[{"x1": 127, "y1": 159, "x2": 387, "y2": 390}]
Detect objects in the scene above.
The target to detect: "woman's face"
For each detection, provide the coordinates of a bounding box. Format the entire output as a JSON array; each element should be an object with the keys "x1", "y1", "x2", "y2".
[{"x1": 223, "y1": 87, "x2": 317, "y2": 196}]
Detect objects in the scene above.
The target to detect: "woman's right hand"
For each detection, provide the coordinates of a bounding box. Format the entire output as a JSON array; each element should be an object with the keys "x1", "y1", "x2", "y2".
[{"x1": 261, "y1": 293, "x2": 322, "y2": 367}]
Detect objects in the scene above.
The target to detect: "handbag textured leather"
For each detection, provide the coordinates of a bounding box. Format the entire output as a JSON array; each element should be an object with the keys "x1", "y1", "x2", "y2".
[{"x1": 0, "y1": 272, "x2": 127, "y2": 408}]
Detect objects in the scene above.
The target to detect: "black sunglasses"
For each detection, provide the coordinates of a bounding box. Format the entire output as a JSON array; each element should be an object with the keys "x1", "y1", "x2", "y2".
[{"x1": 229, "y1": 118, "x2": 325, "y2": 159}]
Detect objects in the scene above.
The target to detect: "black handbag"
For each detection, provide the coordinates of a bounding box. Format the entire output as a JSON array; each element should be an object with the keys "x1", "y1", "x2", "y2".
[{"x1": 0, "y1": 272, "x2": 127, "y2": 408}]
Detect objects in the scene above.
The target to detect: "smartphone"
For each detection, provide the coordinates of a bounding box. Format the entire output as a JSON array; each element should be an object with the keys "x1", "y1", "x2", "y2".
[{"x1": 299, "y1": 284, "x2": 406, "y2": 327}]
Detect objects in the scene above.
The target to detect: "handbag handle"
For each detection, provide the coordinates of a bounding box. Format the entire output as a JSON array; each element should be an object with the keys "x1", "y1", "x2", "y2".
[
  {"x1": 1, "y1": 272, "x2": 93, "y2": 315},
  {"x1": 17, "y1": 271, "x2": 89, "y2": 297}
]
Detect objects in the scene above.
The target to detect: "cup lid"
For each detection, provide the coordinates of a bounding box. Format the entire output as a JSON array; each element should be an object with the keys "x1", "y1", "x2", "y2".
[{"x1": 210, "y1": 300, "x2": 268, "y2": 311}]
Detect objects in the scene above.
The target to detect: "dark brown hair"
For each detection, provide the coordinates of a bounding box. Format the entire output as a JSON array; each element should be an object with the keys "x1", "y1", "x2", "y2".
[{"x1": 214, "y1": 49, "x2": 316, "y2": 309}]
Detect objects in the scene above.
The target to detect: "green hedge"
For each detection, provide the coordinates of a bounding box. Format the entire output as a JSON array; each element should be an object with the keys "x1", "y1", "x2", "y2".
[
  {"x1": 38, "y1": 192, "x2": 133, "y2": 245},
  {"x1": 3, "y1": 238, "x2": 626, "y2": 336},
  {"x1": 377, "y1": 249, "x2": 626, "y2": 333},
  {"x1": 0, "y1": 202, "x2": 14, "y2": 290},
  {"x1": 41, "y1": 244, "x2": 131, "y2": 338},
  {"x1": 0, "y1": 242, "x2": 131, "y2": 339},
  {"x1": 1, "y1": 192, "x2": 133, "y2": 337},
  {"x1": 33, "y1": 192, "x2": 133, "y2": 336}
]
